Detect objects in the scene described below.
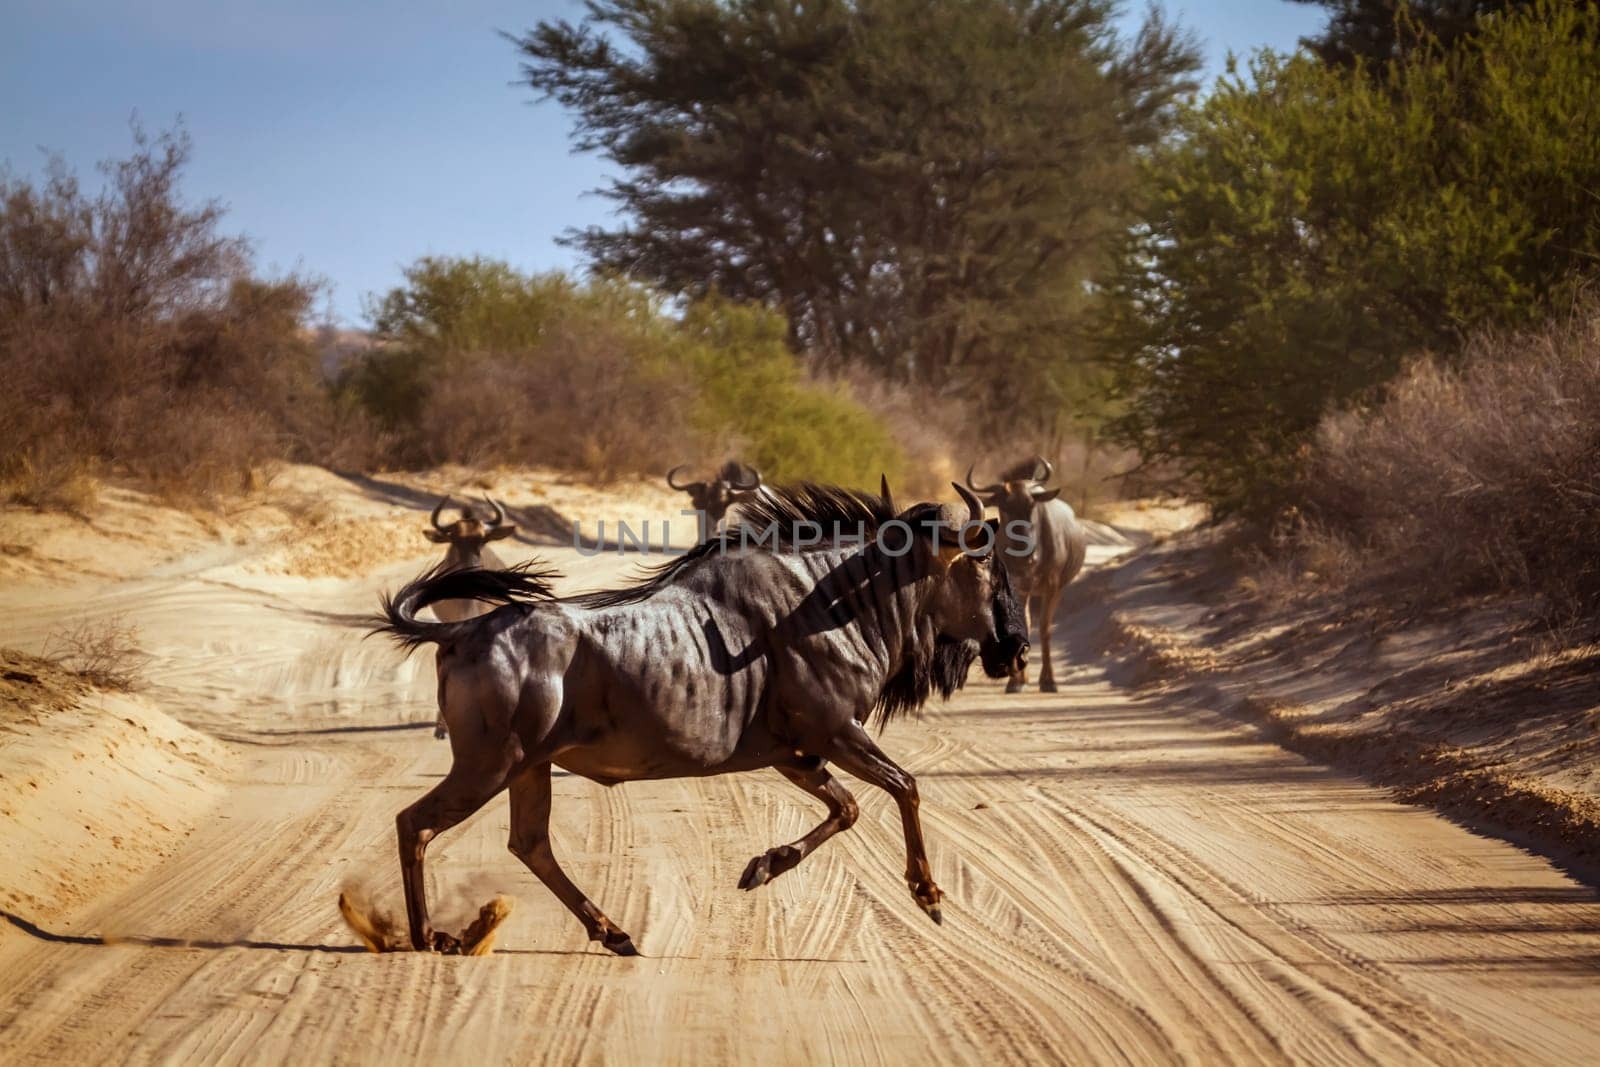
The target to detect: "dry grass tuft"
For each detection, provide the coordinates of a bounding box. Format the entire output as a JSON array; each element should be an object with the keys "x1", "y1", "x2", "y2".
[{"x1": 42, "y1": 615, "x2": 149, "y2": 691}]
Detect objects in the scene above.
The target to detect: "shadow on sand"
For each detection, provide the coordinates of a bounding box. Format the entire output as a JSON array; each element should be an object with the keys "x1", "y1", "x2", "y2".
[
  {"x1": 329, "y1": 470, "x2": 685, "y2": 556},
  {"x1": 0, "y1": 909, "x2": 859, "y2": 962}
]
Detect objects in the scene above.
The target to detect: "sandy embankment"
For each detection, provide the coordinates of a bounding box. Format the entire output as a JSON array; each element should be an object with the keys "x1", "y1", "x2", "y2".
[
  {"x1": 1080, "y1": 523, "x2": 1600, "y2": 876},
  {"x1": 0, "y1": 651, "x2": 227, "y2": 931}
]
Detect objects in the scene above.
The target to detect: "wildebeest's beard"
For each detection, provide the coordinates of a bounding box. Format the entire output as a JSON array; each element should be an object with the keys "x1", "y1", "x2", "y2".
[
  {"x1": 933, "y1": 635, "x2": 981, "y2": 692},
  {"x1": 979, "y1": 555, "x2": 1028, "y2": 678},
  {"x1": 873, "y1": 632, "x2": 979, "y2": 728}
]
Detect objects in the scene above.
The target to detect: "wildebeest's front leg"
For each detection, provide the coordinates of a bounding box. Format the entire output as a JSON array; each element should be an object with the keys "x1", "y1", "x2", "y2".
[
  {"x1": 397, "y1": 750, "x2": 518, "y2": 952},
  {"x1": 433, "y1": 711, "x2": 448, "y2": 740},
  {"x1": 827, "y1": 724, "x2": 943, "y2": 924},
  {"x1": 739, "y1": 759, "x2": 860, "y2": 891},
  {"x1": 507, "y1": 761, "x2": 638, "y2": 956},
  {"x1": 1037, "y1": 582, "x2": 1061, "y2": 693}
]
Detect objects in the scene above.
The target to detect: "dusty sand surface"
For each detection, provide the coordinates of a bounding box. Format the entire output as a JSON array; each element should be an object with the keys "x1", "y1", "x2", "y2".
[
  {"x1": 1085, "y1": 528, "x2": 1600, "y2": 878},
  {"x1": 1, "y1": 475, "x2": 1597, "y2": 1065}
]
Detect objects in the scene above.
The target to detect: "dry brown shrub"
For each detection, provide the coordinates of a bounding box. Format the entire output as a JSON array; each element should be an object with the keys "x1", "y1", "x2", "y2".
[
  {"x1": 42, "y1": 615, "x2": 149, "y2": 691},
  {"x1": 414, "y1": 327, "x2": 698, "y2": 483},
  {"x1": 0, "y1": 126, "x2": 339, "y2": 510},
  {"x1": 830, "y1": 370, "x2": 969, "y2": 498},
  {"x1": 1294, "y1": 302, "x2": 1600, "y2": 621},
  {"x1": 834, "y1": 369, "x2": 1143, "y2": 513}
]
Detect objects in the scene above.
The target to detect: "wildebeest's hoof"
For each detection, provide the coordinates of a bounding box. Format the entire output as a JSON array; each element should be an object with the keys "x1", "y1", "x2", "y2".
[
  {"x1": 738, "y1": 844, "x2": 802, "y2": 890},
  {"x1": 601, "y1": 930, "x2": 638, "y2": 956},
  {"x1": 433, "y1": 725, "x2": 448, "y2": 740},
  {"x1": 910, "y1": 881, "x2": 943, "y2": 924},
  {"x1": 430, "y1": 929, "x2": 462, "y2": 954},
  {"x1": 1039, "y1": 679, "x2": 1058, "y2": 693},
  {"x1": 1005, "y1": 679, "x2": 1024, "y2": 694}
]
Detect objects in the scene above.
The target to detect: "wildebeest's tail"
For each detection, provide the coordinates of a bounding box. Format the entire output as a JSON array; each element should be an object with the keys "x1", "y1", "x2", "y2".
[{"x1": 374, "y1": 561, "x2": 562, "y2": 653}]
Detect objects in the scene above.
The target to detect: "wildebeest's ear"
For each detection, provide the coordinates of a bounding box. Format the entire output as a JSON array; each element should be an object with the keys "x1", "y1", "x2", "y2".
[
  {"x1": 486, "y1": 524, "x2": 517, "y2": 541},
  {"x1": 424, "y1": 529, "x2": 450, "y2": 543},
  {"x1": 1030, "y1": 487, "x2": 1062, "y2": 504}
]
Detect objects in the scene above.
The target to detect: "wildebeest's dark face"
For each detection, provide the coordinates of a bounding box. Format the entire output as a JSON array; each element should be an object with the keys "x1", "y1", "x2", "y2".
[
  {"x1": 989, "y1": 480, "x2": 1060, "y2": 527},
  {"x1": 922, "y1": 511, "x2": 1029, "y2": 679},
  {"x1": 965, "y1": 457, "x2": 1061, "y2": 559},
  {"x1": 980, "y1": 552, "x2": 1029, "y2": 677},
  {"x1": 667, "y1": 462, "x2": 763, "y2": 529},
  {"x1": 684, "y1": 481, "x2": 744, "y2": 526},
  {"x1": 425, "y1": 499, "x2": 516, "y2": 567}
]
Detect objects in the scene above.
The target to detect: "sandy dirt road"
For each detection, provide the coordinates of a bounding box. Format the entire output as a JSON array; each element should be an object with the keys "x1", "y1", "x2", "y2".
[{"x1": 2, "y1": 514, "x2": 1598, "y2": 1065}]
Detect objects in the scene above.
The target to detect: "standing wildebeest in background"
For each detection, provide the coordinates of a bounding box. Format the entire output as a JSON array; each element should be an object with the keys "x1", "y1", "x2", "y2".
[
  {"x1": 421, "y1": 495, "x2": 518, "y2": 738},
  {"x1": 666, "y1": 460, "x2": 763, "y2": 538},
  {"x1": 966, "y1": 455, "x2": 1086, "y2": 693},
  {"x1": 373, "y1": 481, "x2": 1028, "y2": 954}
]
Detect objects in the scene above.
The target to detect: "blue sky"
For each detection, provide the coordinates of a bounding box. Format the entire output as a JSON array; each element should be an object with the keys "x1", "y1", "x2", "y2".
[{"x1": 3, "y1": 1, "x2": 1326, "y2": 324}]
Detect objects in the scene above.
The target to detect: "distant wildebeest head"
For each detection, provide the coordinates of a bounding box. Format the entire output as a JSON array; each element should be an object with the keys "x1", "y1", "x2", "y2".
[
  {"x1": 964, "y1": 454, "x2": 1060, "y2": 529},
  {"x1": 965, "y1": 455, "x2": 1087, "y2": 694},
  {"x1": 666, "y1": 460, "x2": 763, "y2": 532},
  {"x1": 371, "y1": 479, "x2": 1027, "y2": 953},
  {"x1": 424, "y1": 495, "x2": 517, "y2": 572}
]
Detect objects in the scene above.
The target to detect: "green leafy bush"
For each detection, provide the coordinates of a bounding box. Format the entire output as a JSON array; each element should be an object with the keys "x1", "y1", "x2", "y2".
[
  {"x1": 1101, "y1": 0, "x2": 1600, "y2": 518},
  {"x1": 346, "y1": 258, "x2": 908, "y2": 488}
]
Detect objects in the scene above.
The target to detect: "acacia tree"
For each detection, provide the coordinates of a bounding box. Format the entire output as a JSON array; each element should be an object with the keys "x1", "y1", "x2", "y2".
[
  {"x1": 1288, "y1": 0, "x2": 1529, "y2": 68},
  {"x1": 511, "y1": 0, "x2": 1197, "y2": 424}
]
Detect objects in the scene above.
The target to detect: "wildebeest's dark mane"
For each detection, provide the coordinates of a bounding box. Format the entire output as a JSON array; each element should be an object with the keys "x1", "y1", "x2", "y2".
[
  {"x1": 383, "y1": 483, "x2": 933, "y2": 617},
  {"x1": 576, "y1": 482, "x2": 922, "y2": 608},
  {"x1": 732, "y1": 482, "x2": 902, "y2": 543}
]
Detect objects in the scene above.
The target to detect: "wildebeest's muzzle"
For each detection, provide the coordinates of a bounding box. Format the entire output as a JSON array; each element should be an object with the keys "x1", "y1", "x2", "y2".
[{"x1": 979, "y1": 555, "x2": 1029, "y2": 678}]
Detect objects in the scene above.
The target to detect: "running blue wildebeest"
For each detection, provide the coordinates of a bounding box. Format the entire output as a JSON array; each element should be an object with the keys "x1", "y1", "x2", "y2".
[
  {"x1": 965, "y1": 455, "x2": 1087, "y2": 693},
  {"x1": 420, "y1": 495, "x2": 517, "y2": 738},
  {"x1": 372, "y1": 480, "x2": 1028, "y2": 955}
]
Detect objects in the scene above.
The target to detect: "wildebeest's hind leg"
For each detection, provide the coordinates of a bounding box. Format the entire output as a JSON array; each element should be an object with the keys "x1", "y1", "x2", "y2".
[
  {"x1": 739, "y1": 760, "x2": 860, "y2": 891},
  {"x1": 827, "y1": 725, "x2": 943, "y2": 924},
  {"x1": 397, "y1": 752, "x2": 518, "y2": 952},
  {"x1": 1037, "y1": 583, "x2": 1061, "y2": 693},
  {"x1": 507, "y1": 761, "x2": 639, "y2": 956}
]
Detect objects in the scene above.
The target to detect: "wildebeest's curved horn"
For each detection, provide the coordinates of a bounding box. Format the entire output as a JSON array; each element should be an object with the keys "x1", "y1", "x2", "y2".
[
  {"x1": 430, "y1": 495, "x2": 452, "y2": 531},
  {"x1": 482, "y1": 496, "x2": 504, "y2": 527},
  {"x1": 880, "y1": 474, "x2": 895, "y2": 513},
  {"x1": 666, "y1": 465, "x2": 696, "y2": 490},
  {"x1": 1031, "y1": 454, "x2": 1053, "y2": 483},
  {"x1": 965, "y1": 464, "x2": 1002, "y2": 495},
  {"x1": 953, "y1": 482, "x2": 985, "y2": 525},
  {"x1": 730, "y1": 464, "x2": 762, "y2": 491}
]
